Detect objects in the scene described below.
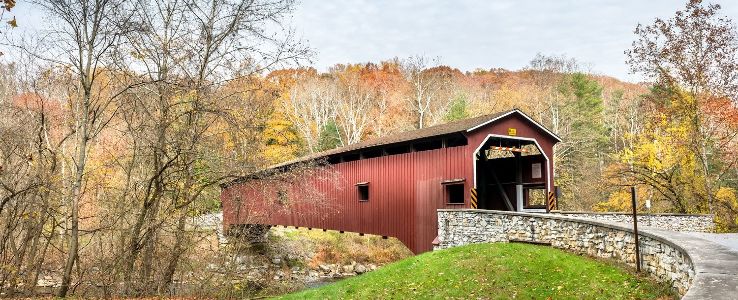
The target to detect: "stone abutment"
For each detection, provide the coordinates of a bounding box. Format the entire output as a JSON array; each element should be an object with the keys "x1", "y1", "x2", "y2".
[{"x1": 435, "y1": 209, "x2": 738, "y2": 299}]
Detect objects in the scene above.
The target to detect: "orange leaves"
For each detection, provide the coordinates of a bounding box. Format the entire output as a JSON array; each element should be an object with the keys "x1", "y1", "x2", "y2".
[
  {"x1": 702, "y1": 97, "x2": 738, "y2": 127},
  {"x1": 701, "y1": 98, "x2": 738, "y2": 156}
]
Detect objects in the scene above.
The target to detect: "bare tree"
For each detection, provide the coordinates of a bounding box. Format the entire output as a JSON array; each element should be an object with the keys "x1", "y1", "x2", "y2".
[
  {"x1": 32, "y1": 0, "x2": 134, "y2": 296},
  {"x1": 285, "y1": 65, "x2": 377, "y2": 150},
  {"x1": 286, "y1": 76, "x2": 337, "y2": 152},
  {"x1": 400, "y1": 56, "x2": 445, "y2": 129},
  {"x1": 332, "y1": 66, "x2": 373, "y2": 146},
  {"x1": 0, "y1": 60, "x2": 64, "y2": 296},
  {"x1": 111, "y1": 0, "x2": 309, "y2": 295},
  {"x1": 527, "y1": 53, "x2": 579, "y2": 134}
]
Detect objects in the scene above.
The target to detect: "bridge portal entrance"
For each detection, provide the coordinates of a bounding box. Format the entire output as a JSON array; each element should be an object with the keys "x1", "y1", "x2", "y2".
[{"x1": 473, "y1": 134, "x2": 550, "y2": 212}]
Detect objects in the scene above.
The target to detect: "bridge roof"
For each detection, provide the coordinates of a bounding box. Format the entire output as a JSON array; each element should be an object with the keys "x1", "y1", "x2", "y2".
[
  {"x1": 275, "y1": 109, "x2": 559, "y2": 166},
  {"x1": 223, "y1": 109, "x2": 560, "y2": 186}
]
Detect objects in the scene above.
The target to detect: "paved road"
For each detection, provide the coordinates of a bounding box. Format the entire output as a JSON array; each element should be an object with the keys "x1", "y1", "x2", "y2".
[{"x1": 685, "y1": 232, "x2": 738, "y2": 252}]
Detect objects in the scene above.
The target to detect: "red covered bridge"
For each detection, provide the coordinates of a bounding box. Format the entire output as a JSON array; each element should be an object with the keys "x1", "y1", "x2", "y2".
[{"x1": 221, "y1": 109, "x2": 561, "y2": 253}]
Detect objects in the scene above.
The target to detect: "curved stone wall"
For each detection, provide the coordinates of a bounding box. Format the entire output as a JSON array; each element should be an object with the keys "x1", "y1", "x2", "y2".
[
  {"x1": 435, "y1": 209, "x2": 738, "y2": 299},
  {"x1": 551, "y1": 211, "x2": 714, "y2": 233}
]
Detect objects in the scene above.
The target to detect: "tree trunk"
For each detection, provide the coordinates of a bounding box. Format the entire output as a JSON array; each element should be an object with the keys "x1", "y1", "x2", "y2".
[
  {"x1": 700, "y1": 142, "x2": 714, "y2": 214},
  {"x1": 58, "y1": 94, "x2": 90, "y2": 297},
  {"x1": 160, "y1": 212, "x2": 187, "y2": 293}
]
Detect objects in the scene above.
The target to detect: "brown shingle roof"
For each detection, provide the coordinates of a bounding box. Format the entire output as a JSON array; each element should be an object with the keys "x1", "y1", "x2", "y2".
[
  {"x1": 269, "y1": 110, "x2": 512, "y2": 169},
  {"x1": 223, "y1": 109, "x2": 560, "y2": 187}
]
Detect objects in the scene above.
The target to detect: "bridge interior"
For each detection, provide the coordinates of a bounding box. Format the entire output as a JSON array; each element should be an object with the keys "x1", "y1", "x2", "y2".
[{"x1": 474, "y1": 136, "x2": 548, "y2": 212}]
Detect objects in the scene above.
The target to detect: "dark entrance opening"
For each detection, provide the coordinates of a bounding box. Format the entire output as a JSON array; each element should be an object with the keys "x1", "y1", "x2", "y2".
[{"x1": 474, "y1": 136, "x2": 548, "y2": 211}]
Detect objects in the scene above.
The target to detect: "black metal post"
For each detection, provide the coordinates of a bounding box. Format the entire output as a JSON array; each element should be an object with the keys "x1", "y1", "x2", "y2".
[{"x1": 631, "y1": 186, "x2": 641, "y2": 272}]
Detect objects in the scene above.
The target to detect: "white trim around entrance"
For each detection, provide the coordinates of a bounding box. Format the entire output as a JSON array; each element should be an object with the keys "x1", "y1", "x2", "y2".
[
  {"x1": 472, "y1": 134, "x2": 551, "y2": 213},
  {"x1": 466, "y1": 109, "x2": 563, "y2": 143}
]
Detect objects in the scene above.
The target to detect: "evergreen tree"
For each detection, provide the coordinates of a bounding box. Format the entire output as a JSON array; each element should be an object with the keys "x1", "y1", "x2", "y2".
[
  {"x1": 317, "y1": 120, "x2": 342, "y2": 151},
  {"x1": 560, "y1": 73, "x2": 609, "y2": 151},
  {"x1": 555, "y1": 72, "x2": 609, "y2": 207},
  {"x1": 445, "y1": 95, "x2": 469, "y2": 121}
]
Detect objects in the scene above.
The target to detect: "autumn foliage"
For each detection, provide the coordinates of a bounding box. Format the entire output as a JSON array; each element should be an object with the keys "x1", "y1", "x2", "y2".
[{"x1": 1, "y1": 0, "x2": 738, "y2": 299}]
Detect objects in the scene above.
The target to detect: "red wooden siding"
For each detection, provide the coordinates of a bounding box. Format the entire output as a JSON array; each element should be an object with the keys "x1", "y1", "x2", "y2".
[{"x1": 221, "y1": 112, "x2": 559, "y2": 254}]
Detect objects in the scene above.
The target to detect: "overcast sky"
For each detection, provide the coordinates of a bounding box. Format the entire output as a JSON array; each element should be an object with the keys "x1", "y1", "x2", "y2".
[
  {"x1": 291, "y1": 0, "x2": 738, "y2": 82},
  {"x1": 9, "y1": 1, "x2": 738, "y2": 82}
]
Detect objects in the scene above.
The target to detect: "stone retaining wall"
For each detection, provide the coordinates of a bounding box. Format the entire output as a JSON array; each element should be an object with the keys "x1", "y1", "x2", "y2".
[
  {"x1": 436, "y1": 210, "x2": 700, "y2": 296},
  {"x1": 551, "y1": 211, "x2": 715, "y2": 233}
]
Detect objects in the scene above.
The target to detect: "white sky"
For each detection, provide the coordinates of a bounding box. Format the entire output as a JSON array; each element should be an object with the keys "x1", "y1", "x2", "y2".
[
  {"x1": 7, "y1": 1, "x2": 738, "y2": 83},
  {"x1": 291, "y1": 0, "x2": 738, "y2": 82}
]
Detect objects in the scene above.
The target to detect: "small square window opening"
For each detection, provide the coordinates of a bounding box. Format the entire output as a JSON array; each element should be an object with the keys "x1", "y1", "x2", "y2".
[
  {"x1": 446, "y1": 184, "x2": 464, "y2": 204},
  {"x1": 357, "y1": 184, "x2": 369, "y2": 201}
]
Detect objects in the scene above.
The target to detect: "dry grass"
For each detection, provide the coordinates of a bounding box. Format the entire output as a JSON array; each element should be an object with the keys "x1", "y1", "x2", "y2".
[{"x1": 269, "y1": 227, "x2": 413, "y2": 267}]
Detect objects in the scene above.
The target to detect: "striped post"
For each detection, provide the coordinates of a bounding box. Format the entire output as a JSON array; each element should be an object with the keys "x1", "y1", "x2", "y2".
[
  {"x1": 547, "y1": 191, "x2": 556, "y2": 212},
  {"x1": 470, "y1": 188, "x2": 478, "y2": 209}
]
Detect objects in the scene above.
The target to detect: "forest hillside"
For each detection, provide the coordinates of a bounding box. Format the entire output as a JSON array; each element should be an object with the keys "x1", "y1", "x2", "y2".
[{"x1": 0, "y1": 0, "x2": 737, "y2": 298}]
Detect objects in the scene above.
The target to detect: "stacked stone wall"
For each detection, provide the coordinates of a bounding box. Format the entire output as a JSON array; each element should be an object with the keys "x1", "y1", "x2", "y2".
[
  {"x1": 435, "y1": 210, "x2": 695, "y2": 296},
  {"x1": 552, "y1": 211, "x2": 714, "y2": 233}
]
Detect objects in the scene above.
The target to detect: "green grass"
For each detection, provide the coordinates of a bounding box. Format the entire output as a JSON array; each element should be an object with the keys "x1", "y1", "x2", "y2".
[{"x1": 276, "y1": 243, "x2": 674, "y2": 300}]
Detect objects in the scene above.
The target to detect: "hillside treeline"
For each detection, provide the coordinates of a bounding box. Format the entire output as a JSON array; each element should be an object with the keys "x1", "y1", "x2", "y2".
[
  {"x1": 257, "y1": 47, "x2": 737, "y2": 228},
  {"x1": 0, "y1": 0, "x2": 736, "y2": 298},
  {"x1": 257, "y1": 56, "x2": 643, "y2": 211}
]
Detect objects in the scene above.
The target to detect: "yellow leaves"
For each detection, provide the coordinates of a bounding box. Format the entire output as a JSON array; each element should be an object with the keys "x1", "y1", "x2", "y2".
[
  {"x1": 6, "y1": 16, "x2": 15, "y2": 28},
  {"x1": 621, "y1": 92, "x2": 700, "y2": 178},
  {"x1": 594, "y1": 190, "x2": 633, "y2": 212},
  {"x1": 714, "y1": 187, "x2": 738, "y2": 232},
  {"x1": 262, "y1": 112, "x2": 301, "y2": 164},
  {"x1": 715, "y1": 187, "x2": 737, "y2": 207},
  {"x1": 610, "y1": 87, "x2": 717, "y2": 214},
  {"x1": 612, "y1": 84, "x2": 737, "y2": 217}
]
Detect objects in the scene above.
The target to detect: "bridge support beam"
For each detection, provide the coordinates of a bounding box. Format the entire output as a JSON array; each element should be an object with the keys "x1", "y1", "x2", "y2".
[{"x1": 225, "y1": 224, "x2": 272, "y2": 244}]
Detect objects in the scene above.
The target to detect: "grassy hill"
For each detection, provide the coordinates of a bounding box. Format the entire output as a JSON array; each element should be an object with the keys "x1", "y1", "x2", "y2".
[{"x1": 276, "y1": 243, "x2": 673, "y2": 300}]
